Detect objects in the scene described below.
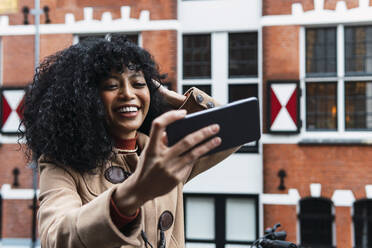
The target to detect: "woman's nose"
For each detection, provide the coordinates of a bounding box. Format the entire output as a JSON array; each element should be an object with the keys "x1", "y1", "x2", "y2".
[{"x1": 118, "y1": 82, "x2": 135, "y2": 99}]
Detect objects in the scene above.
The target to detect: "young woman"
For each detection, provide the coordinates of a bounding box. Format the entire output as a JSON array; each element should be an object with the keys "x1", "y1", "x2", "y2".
[{"x1": 22, "y1": 34, "x2": 235, "y2": 248}]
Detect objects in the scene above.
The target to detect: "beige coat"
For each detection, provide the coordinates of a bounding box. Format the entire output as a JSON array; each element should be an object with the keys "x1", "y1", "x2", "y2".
[{"x1": 38, "y1": 88, "x2": 235, "y2": 248}]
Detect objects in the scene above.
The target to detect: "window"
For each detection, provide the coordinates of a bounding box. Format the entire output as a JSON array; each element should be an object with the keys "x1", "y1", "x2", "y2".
[
  {"x1": 183, "y1": 34, "x2": 211, "y2": 79},
  {"x1": 184, "y1": 194, "x2": 258, "y2": 248},
  {"x1": 306, "y1": 82, "x2": 337, "y2": 130},
  {"x1": 229, "y1": 84, "x2": 258, "y2": 152},
  {"x1": 299, "y1": 197, "x2": 334, "y2": 248},
  {"x1": 345, "y1": 81, "x2": 372, "y2": 130},
  {"x1": 306, "y1": 28, "x2": 337, "y2": 77},
  {"x1": 345, "y1": 26, "x2": 372, "y2": 75},
  {"x1": 229, "y1": 32, "x2": 258, "y2": 78},
  {"x1": 353, "y1": 199, "x2": 372, "y2": 248}
]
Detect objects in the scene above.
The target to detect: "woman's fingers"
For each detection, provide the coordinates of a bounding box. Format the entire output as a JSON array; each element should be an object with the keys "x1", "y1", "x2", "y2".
[
  {"x1": 147, "y1": 110, "x2": 187, "y2": 152},
  {"x1": 177, "y1": 136, "x2": 221, "y2": 167},
  {"x1": 168, "y1": 124, "x2": 220, "y2": 157}
]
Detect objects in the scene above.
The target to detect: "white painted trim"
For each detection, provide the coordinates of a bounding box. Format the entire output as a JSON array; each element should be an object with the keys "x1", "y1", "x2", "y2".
[
  {"x1": 212, "y1": 32, "x2": 228, "y2": 103},
  {"x1": 310, "y1": 183, "x2": 321, "y2": 197},
  {"x1": 262, "y1": 187, "x2": 370, "y2": 207},
  {"x1": 261, "y1": 189, "x2": 300, "y2": 205},
  {"x1": 227, "y1": 78, "x2": 259, "y2": 84},
  {"x1": 305, "y1": 77, "x2": 339, "y2": 82},
  {"x1": 261, "y1": 0, "x2": 372, "y2": 27},
  {"x1": 300, "y1": 27, "x2": 306, "y2": 134},
  {"x1": 1, "y1": 184, "x2": 39, "y2": 200},
  {"x1": 337, "y1": 25, "x2": 345, "y2": 132},
  {"x1": 366, "y1": 185, "x2": 372, "y2": 198},
  {"x1": 0, "y1": 37, "x2": 3, "y2": 86},
  {"x1": 0, "y1": 21, "x2": 180, "y2": 36},
  {"x1": 331, "y1": 190, "x2": 355, "y2": 207}
]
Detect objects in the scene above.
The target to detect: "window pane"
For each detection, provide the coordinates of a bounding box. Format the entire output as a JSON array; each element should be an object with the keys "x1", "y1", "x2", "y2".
[
  {"x1": 186, "y1": 197, "x2": 215, "y2": 240},
  {"x1": 229, "y1": 32, "x2": 258, "y2": 77},
  {"x1": 183, "y1": 85, "x2": 212, "y2": 96},
  {"x1": 228, "y1": 84, "x2": 257, "y2": 102},
  {"x1": 226, "y1": 198, "x2": 256, "y2": 242},
  {"x1": 183, "y1": 34, "x2": 211, "y2": 79},
  {"x1": 299, "y1": 198, "x2": 333, "y2": 247},
  {"x1": 228, "y1": 84, "x2": 258, "y2": 152},
  {"x1": 306, "y1": 28, "x2": 337, "y2": 76},
  {"x1": 353, "y1": 200, "x2": 372, "y2": 248},
  {"x1": 345, "y1": 26, "x2": 372, "y2": 75},
  {"x1": 345, "y1": 81, "x2": 372, "y2": 130},
  {"x1": 306, "y1": 82, "x2": 337, "y2": 130}
]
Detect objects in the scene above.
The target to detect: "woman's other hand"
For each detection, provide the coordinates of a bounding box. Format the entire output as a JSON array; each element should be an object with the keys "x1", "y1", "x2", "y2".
[
  {"x1": 153, "y1": 80, "x2": 186, "y2": 108},
  {"x1": 113, "y1": 110, "x2": 221, "y2": 215}
]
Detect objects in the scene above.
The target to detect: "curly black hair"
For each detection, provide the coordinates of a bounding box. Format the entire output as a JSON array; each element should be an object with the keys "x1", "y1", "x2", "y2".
[{"x1": 20, "y1": 34, "x2": 172, "y2": 173}]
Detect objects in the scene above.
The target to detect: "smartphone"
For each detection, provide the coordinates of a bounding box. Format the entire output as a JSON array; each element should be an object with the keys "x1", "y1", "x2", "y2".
[{"x1": 166, "y1": 97, "x2": 261, "y2": 156}]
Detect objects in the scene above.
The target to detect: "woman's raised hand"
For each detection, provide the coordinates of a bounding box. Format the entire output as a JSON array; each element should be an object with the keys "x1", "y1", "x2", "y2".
[
  {"x1": 153, "y1": 80, "x2": 186, "y2": 108},
  {"x1": 119, "y1": 110, "x2": 221, "y2": 212}
]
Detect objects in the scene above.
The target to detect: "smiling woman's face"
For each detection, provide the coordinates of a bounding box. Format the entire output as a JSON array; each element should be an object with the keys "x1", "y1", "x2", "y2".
[{"x1": 100, "y1": 67, "x2": 150, "y2": 140}]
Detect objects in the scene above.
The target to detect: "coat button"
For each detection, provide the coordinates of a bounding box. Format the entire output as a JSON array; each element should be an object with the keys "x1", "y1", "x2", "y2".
[
  {"x1": 206, "y1": 101, "x2": 215, "y2": 108},
  {"x1": 196, "y1": 94, "x2": 204, "y2": 103},
  {"x1": 158, "y1": 211, "x2": 174, "y2": 231},
  {"x1": 104, "y1": 166, "x2": 131, "y2": 184}
]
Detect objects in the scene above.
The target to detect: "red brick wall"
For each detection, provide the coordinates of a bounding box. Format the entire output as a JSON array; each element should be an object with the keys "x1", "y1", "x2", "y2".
[
  {"x1": 40, "y1": 34, "x2": 73, "y2": 61},
  {"x1": 3, "y1": 35, "x2": 35, "y2": 86},
  {"x1": 263, "y1": 0, "x2": 365, "y2": 16},
  {"x1": 263, "y1": 144, "x2": 372, "y2": 199},
  {"x1": 324, "y1": 0, "x2": 359, "y2": 9},
  {"x1": 0, "y1": 144, "x2": 33, "y2": 189},
  {"x1": 264, "y1": 205, "x2": 297, "y2": 244},
  {"x1": 335, "y1": 206, "x2": 352, "y2": 248},
  {"x1": 2, "y1": 199, "x2": 35, "y2": 238},
  {"x1": 262, "y1": 26, "x2": 300, "y2": 132},
  {"x1": 142, "y1": 30, "x2": 178, "y2": 89}
]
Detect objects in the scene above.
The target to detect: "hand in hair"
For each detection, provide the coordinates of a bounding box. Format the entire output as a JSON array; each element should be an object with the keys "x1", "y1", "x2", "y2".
[
  {"x1": 152, "y1": 80, "x2": 186, "y2": 108},
  {"x1": 112, "y1": 109, "x2": 221, "y2": 216}
]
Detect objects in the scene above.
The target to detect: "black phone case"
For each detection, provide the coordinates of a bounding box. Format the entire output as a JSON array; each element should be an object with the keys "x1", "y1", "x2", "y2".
[{"x1": 166, "y1": 97, "x2": 261, "y2": 156}]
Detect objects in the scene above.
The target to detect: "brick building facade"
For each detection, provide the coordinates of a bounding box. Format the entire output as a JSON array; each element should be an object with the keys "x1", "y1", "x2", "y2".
[{"x1": 0, "y1": 0, "x2": 372, "y2": 247}]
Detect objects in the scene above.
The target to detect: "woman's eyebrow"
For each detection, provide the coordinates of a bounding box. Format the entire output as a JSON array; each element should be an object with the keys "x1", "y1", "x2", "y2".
[
  {"x1": 129, "y1": 72, "x2": 144, "y2": 79},
  {"x1": 105, "y1": 74, "x2": 121, "y2": 80}
]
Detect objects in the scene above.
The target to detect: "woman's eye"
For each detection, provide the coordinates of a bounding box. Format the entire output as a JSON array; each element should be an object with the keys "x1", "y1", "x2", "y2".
[
  {"x1": 102, "y1": 81, "x2": 119, "y2": 90},
  {"x1": 133, "y1": 82, "x2": 147, "y2": 88}
]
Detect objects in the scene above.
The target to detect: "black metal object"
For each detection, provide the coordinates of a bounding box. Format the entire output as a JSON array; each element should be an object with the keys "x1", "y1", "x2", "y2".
[
  {"x1": 12, "y1": 168, "x2": 20, "y2": 187},
  {"x1": 43, "y1": 6, "x2": 51, "y2": 24},
  {"x1": 22, "y1": 6, "x2": 30, "y2": 25},
  {"x1": 253, "y1": 223, "x2": 297, "y2": 248},
  {"x1": 30, "y1": 192, "x2": 38, "y2": 247},
  {"x1": 277, "y1": 169, "x2": 286, "y2": 191}
]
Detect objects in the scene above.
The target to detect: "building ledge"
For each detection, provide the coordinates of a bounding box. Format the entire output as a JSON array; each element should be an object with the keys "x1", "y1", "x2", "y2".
[{"x1": 298, "y1": 138, "x2": 372, "y2": 146}]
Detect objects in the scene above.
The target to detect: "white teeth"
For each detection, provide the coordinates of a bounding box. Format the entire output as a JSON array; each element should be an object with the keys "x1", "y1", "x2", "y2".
[{"x1": 118, "y1": 106, "x2": 138, "y2": 113}]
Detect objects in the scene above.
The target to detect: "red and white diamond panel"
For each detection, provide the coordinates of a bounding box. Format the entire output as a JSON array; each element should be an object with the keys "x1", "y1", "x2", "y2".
[
  {"x1": 1, "y1": 89, "x2": 25, "y2": 133},
  {"x1": 269, "y1": 83, "x2": 298, "y2": 132}
]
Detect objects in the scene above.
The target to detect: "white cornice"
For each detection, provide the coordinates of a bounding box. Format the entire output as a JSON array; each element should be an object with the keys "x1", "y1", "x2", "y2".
[
  {"x1": 261, "y1": 0, "x2": 372, "y2": 26},
  {"x1": 0, "y1": 6, "x2": 179, "y2": 36}
]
